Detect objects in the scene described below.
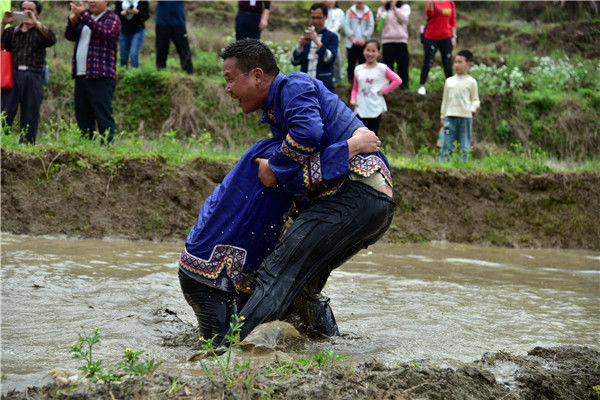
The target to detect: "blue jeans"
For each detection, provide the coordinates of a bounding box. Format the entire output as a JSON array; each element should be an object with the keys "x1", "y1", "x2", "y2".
[
  {"x1": 119, "y1": 29, "x2": 145, "y2": 68},
  {"x1": 440, "y1": 116, "x2": 473, "y2": 161}
]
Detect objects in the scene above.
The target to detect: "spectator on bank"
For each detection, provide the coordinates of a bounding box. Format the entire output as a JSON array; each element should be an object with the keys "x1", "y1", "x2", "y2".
[
  {"x1": 343, "y1": 0, "x2": 374, "y2": 83},
  {"x1": 291, "y1": 2, "x2": 338, "y2": 93},
  {"x1": 65, "y1": 0, "x2": 120, "y2": 144},
  {"x1": 155, "y1": 0, "x2": 193, "y2": 74},
  {"x1": 439, "y1": 50, "x2": 479, "y2": 161},
  {"x1": 1, "y1": 1, "x2": 56, "y2": 144},
  {"x1": 235, "y1": 1, "x2": 270, "y2": 41},
  {"x1": 324, "y1": 0, "x2": 344, "y2": 84},
  {"x1": 377, "y1": 0, "x2": 410, "y2": 90},
  {"x1": 417, "y1": 0, "x2": 456, "y2": 95},
  {"x1": 351, "y1": 39, "x2": 402, "y2": 134},
  {"x1": 115, "y1": 0, "x2": 148, "y2": 68}
]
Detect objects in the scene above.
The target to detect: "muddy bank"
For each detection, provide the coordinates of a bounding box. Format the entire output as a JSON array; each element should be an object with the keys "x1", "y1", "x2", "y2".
[
  {"x1": 3, "y1": 345, "x2": 599, "y2": 399},
  {"x1": 1, "y1": 149, "x2": 599, "y2": 250}
]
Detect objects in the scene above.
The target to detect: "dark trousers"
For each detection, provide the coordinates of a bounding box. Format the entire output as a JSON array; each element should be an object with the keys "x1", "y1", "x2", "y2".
[
  {"x1": 155, "y1": 24, "x2": 193, "y2": 74},
  {"x1": 360, "y1": 115, "x2": 382, "y2": 135},
  {"x1": 1, "y1": 69, "x2": 43, "y2": 143},
  {"x1": 382, "y1": 42, "x2": 409, "y2": 89},
  {"x1": 74, "y1": 77, "x2": 117, "y2": 143},
  {"x1": 346, "y1": 44, "x2": 365, "y2": 82},
  {"x1": 226, "y1": 180, "x2": 395, "y2": 344},
  {"x1": 179, "y1": 270, "x2": 250, "y2": 345},
  {"x1": 235, "y1": 12, "x2": 261, "y2": 41},
  {"x1": 420, "y1": 37, "x2": 453, "y2": 85}
]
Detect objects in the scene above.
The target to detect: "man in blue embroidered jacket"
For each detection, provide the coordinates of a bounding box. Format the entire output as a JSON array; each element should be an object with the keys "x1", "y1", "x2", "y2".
[
  {"x1": 179, "y1": 132, "x2": 382, "y2": 344},
  {"x1": 220, "y1": 39, "x2": 395, "y2": 344},
  {"x1": 291, "y1": 2, "x2": 338, "y2": 93}
]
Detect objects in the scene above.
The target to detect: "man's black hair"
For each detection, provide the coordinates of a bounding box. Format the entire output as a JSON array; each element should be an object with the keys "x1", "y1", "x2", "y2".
[
  {"x1": 220, "y1": 39, "x2": 280, "y2": 76},
  {"x1": 310, "y1": 2, "x2": 328, "y2": 17},
  {"x1": 22, "y1": 0, "x2": 42, "y2": 14},
  {"x1": 457, "y1": 49, "x2": 473, "y2": 63}
]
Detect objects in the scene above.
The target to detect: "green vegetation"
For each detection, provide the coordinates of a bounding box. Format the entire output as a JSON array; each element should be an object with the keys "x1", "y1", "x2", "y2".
[
  {"x1": 2, "y1": 1, "x2": 598, "y2": 168},
  {"x1": 69, "y1": 325, "x2": 162, "y2": 383},
  {"x1": 197, "y1": 315, "x2": 345, "y2": 397}
]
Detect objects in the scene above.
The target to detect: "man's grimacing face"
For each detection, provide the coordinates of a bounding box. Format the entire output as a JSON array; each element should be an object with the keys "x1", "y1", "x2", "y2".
[{"x1": 222, "y1": 57, "x2": 264, "y2": 114}]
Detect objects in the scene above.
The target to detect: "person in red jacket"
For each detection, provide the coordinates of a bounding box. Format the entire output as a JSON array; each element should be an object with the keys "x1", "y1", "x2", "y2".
[{"x1": 417, "y1": 0, "x2": 456, "y2": 95}]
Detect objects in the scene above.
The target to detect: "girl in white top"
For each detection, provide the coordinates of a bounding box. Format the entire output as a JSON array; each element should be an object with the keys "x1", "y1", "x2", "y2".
[{"x1": 350, "y1": 39, "x2": 402, "y2": 134}]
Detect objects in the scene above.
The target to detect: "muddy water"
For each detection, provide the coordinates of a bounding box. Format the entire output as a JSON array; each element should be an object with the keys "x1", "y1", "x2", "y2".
[{"x1": 1, "y1": 234, "x2": 598, "y2": 390}]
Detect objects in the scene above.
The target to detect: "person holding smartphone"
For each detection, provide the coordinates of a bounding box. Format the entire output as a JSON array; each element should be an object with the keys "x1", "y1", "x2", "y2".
[
  {"x1": 1, "y1": 1, "x2": 56, "y2": 144},
  {"x1": 291, "y1": 2, "x2": 338, "y2": 93}
]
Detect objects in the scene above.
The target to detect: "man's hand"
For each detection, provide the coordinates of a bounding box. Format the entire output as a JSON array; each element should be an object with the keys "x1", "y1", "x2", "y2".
[
  {"x1": 259, "y1": 16, "x2": 268, "y2": 31},
  {"x1": 24, "y1": 9, "x2": 38, "y2": 25},
  {"x1": 2, "y1": 11, "x2": 15, "y2": 26},
  {"x1": 70, "y1": 1, "x2": 85, "y2": 19},
  {"x1": 298, "y1": 34, "x2": 310, "y2": 48},
  {"x1": 253, "y1": 158, "x2": 279, "y2": 188},
  {"x1": 129, "y1": 7, "x2": 139, "y2": 14},
  {"x1": 348, "y1": 127, "x2": 381, "y2": 158},
  {"x1": 440, "y1": 118, "x2": 444, "y2": 128}
]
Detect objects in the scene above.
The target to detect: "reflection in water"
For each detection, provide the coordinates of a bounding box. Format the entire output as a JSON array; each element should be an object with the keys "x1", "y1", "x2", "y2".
[{"x1": 1, "y1": 234, "x2": 599, "y2": 389}]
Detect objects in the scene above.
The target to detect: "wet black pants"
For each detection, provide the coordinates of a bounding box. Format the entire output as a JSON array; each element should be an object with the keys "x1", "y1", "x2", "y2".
[
  {"x1": 179, "y1": 270, "x2": 250, "y2": 345},
  {"x1": 226, "y1": 180, "x2": 395, "y2": 344}
]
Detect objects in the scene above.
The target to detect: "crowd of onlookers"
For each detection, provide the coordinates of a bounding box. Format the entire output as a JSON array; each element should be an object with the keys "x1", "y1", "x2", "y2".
[{"x1": 1, "y1": 0, "x2": 479, "y2": 161}]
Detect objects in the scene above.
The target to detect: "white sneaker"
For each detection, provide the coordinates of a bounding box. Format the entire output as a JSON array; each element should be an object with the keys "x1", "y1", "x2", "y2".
[{"x1": 417, "y1": 85, "x2": 426, "y2": 95}]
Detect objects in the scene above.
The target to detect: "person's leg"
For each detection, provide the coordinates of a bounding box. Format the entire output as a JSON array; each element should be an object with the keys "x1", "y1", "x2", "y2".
[
  {"x1": 74, "y1": 77, "x2": 96, "y2": 139},
  {"x1": 1, "y1": 70, "x2": 21, "y2": 131},
  {"x1": 179, "y1": 270, "x2": 239, "y2": 345},
  {"x1": 155, "y1": 24, "x2": 170, "y2": 69},
  {"x1": 440, "y1": 116, "x2": 459, "y2": 161},
  {"x1": 333, "y1": 43, "x2": 342, "y2": 84},
  {"x1": 88, "y1": 78, "x2": 117, "y2": 144},
  {"x1": 381, "y1": 42, "x2": 395, "y2": 71},
  {"x1": 129, "y1": 29, "x2": 145, "y2": 68},
  {"x1": 228, "y1": 181, "x2": 395, "y2": 344},
  {"x1": 439, "y1": 37, "x2": 454, "y2": 78},
  {"x1": 398, "y1": 43, "x2": 409, "y2": 89},
  {"x1": 346, "y1": 45, "x2": 361, "y2": 82},
  {"x1": 419, "y1": 38, "x2": 438, "y2": 86},
  {"x1": 19, "y1": 70, "x2": 43, "y2": 144},
  {"x1": 457, "y1": 117, "x2": 472, "y2": 161},
  {"x1": 172, "y1": 25, "x2": 193, "y2": 74},
  {"x1": 361, "y1": 115, "x2": 382, "y2": 134},
  {"x1": 119, "y1": 33, "x2": 132, "y2": 67}
]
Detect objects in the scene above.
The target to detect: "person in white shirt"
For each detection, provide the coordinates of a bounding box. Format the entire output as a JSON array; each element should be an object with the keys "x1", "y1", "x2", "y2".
[
  {"x1": 350, "y1": 39, "x2": 402, "y2": 134},
  {"x1": 324, "y1": 0, "x2": 344, "y2": 84},
  {"x1": 343, "y1": 0, "x2": 374, "y2": 82},
  {"x1": 439, "y1": 49, "x2": 480, "y2": 161}
]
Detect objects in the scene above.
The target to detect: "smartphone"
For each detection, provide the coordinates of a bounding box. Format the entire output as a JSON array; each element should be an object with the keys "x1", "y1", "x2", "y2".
[{"x1": 12, "y1": 11, "x2": 30, "y2": 21}]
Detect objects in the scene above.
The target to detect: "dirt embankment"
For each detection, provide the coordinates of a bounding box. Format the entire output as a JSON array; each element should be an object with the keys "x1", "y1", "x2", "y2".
[
  {"x1": 2, "y1": 149, "x2": 599, "y2": 250},
  {"x1": 3, "y1": 345, "x2": 599, "y2": 400}
]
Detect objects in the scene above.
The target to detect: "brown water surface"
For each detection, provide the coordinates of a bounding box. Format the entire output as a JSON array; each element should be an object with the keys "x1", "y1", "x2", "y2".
[{"x1": 1, "y1": 234, "x2": 598, "y2": 391}]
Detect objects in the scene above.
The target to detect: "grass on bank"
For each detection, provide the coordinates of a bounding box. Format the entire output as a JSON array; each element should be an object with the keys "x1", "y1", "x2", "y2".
[
  {"x1": 3, "y1": 119, "x2": 598, "y2": 174},
  {"x1": 24, "y1": 2, "x2": 600, "y2": 162}
]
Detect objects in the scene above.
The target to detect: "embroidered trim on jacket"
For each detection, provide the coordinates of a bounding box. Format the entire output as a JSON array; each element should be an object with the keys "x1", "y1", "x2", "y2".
[
  {"x1": 281, "y1": 140, "x2": 310, "y2": 164},
  {"x1": 349, "y1": 155, "x2": 394, "y2": 187},
  {"x1": 179, "y1": 246, "x2": 256, "y2": 293}
]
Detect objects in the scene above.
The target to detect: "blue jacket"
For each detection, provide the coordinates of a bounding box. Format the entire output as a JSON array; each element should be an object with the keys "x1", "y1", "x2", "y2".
[
  {"x1": 156, "y1": 1, "x2": 186, "y2": 26},
  {"x1": 291, "y1": 28, "x2": 338, "y2": 93},
  {"x1": 181, "y1": 137, "x2": 293, "y2": 293},
  {"x1": 261, "y1": 72, "x2": 393, "y2": 200}
]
